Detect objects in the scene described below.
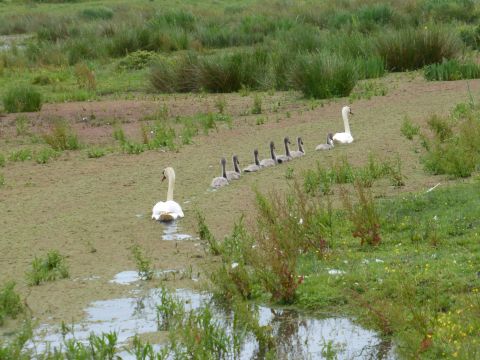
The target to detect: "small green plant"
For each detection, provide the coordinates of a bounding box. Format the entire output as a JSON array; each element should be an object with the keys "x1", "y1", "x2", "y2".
[
  {"x1": 26, "y1": 250, "x2": 69, "y2": 286},
  {"x1": 251, "y1": 94, "x2": 262, "y2": 114},
  {"x1": 156, "y1": 287, "x2": 185, "y2": 331},
  {"x1": 131, "y1": 244, "x2": 154, "y2": 280},
  {"x1": 118, "y1": 50, "x2": 157, "y2": 70},
  {"x1": 35, "y1": 147, "x2": 59, "y2": 164},
  {"x1": 0, "y1": 154, "x2": 5, "y2": 168},
  {"x1": 9, "y1": 148, "x2": 32, "y2": 162},
  {"x1": 341, "y1": 181, "x2": 381, "y2": 246},
  {"x1": 43, "y1": 120, "x2": 81, "y2": 151},
  {"x1": 15, "y1": 115, "x2": 30, "y2": 136},
  {"x1": 349, "y1": 80, "x2": 387, "y2": 101},
  {"x1": 0, "y1": 282, "x2": 24, "y2": 325},
  {"x1": 74, "y1": 63, "x2": 96, "y2": 91},
  {"x1": 87, "y1": 147, "x2": 106, "y2": 158},
  {"x1": 112, "y1": 126, "x2": 126, "y2": 144},
  {"x1": 196, "y1": 211, "x2": 221, "y2": 255},
  {"x1": 285, "y1": 167, "x2": 294, "y2": 179},
  {"x1": 424, "y1": 59, "x2": 480, "y2": 81},
  {"x1": 3, "y1": 86, "x2": 42, "y2": 113},
  {"x1": 123, "y1": 141, "x2": 145, "y2": 155},
  {"x1": 255, "y1": 116, "x2": 266, "y2": 125},
  {"x1": 389, "y1": 156, "x2": 406, "y2": 187},
  {"x1": 401, "y1": 116, "x2": 420, "y2": 140},
  {"x1": 0, "y1": 173, "x2": 4, "y2": 187},
  {"x1": 80, "y1": 7, "x2": 114, "y2": 20}
]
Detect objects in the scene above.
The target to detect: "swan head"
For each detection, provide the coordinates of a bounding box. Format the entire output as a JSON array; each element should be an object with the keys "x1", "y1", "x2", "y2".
[
  {"x1": 221, "y1": 157, "x2": 226, "y2": 166},
  {"x1": 297, "y1": 137, "x2": 303, "y2": 145},
  {"x1": 254, "y1": 149, "x2": 259, "y2": 156},
  {"x1": 342, "y1": 106, "x2": 353, "y2": 117},
  {"x1": 284, "y1": 136, "x2": 290, "y2": 144},
  {"x1": 162, "y1": 167, "x2": 175, "y2": 182},
  {"x1": 233, "y1": 155, "x2": 239, "y2": 166},
  {"x1": 270, "y1": 141, "x2": 275, "y2": 150}
]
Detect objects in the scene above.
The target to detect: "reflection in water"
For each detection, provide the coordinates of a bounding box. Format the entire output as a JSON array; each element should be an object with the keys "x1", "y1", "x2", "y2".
[
  {"x1": 160, "y1": 222, "x2": 192, "y2": 241},
  {"x1": 30, "y1": 288, "x2": 396, "y2": 359}
]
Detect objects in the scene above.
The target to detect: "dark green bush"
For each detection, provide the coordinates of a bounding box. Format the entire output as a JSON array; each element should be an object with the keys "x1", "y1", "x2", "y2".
[
  {"x1": 424, "y1": 59, "x2": 480, "y2": 81},
  {"x1": 80, "y1": 7, "x2": 114, "y2": 20},
  {"x1": 0, "y1": 282, "x2": 23, "y2": 325},
  {"x1": 289, "y1": 52, "x2": 357, "y2": 99},
  {"x1": 118, "y1": 50, "x2": 157, "y2": 70},
  {"x1": 3, "y1": 86, "x2": 42, "y2": 113}
]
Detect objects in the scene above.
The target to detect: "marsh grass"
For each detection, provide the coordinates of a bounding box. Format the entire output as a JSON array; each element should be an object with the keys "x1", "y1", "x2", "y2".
[
  {"x1": 74, "y1": 63, "x2": 96, "y2": 91},
  {"x1": 196, "y1": 211, "x2": 221, "y2": 255},
  {"x1": 35, "y1": 147, "x2": 59, "y2": 164},
  {"x1": 424, "y1": 59, "x2": 480, "y2": 81},
  {"x1": 349, "y1": 80, "x2": 387, "y2": 101},
  {"x1": 9, "y1": 148, "x2": 32, "y2": 162},
  {"x1": 251, "y1": 94, "x2": 262, "y2": 114},
  {"x1": 15, "y1": 115, "x2": 30, "y2": 136},
  {"x1": 86, "y1": 147, "x2": 106, "y2": 158},
  {"x1": 0, "y1": 282, "x2": 23, "y2": 325},
  {"x1": 3, "y1": 86, "x2": 42, "y2": 113},
  {"x1": 26, "y1": 250, "x2": 69, "y2": 286},
  {"x1": 131, "y1": 244, "x2": 154, "y2": 280}
]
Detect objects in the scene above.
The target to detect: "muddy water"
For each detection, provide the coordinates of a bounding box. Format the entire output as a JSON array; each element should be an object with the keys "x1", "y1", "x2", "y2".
[{"x1": 30, "y1": 285, "x2": 395, "y2": 359}]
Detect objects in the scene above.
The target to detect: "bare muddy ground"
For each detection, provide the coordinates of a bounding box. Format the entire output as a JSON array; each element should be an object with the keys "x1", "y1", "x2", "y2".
[{"x1": 0, "y1": 74, "x2": 479, "y2": 332}]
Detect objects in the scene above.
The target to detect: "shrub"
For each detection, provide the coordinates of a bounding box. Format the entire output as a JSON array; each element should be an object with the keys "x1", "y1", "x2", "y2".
[
  {"x1": 43, "y1": 120, "x2": 81, "y2": 151},
  {"x1": 118, "y1": 50, "x2": 157, "y2": 70},
  {"x1": 26, "y1": 250, "x2": 69, "y2": 286},
  {"x1": 421, "y1": 109, "x2": 480, "y2": 178},
  {"x1": 459, "y1": 25, "x2": 480, "y2": 50},
  {"x1": 289, "y1": 52, "x2": 357, "y2": 99},
  {"x1": 3, "y1": 86, "x2": 42, "y2": 113},
  {"x1": 424, "y1": 59, "x2": 480, "y2": 81},
  {"x1": 376, "y1": 27, "x2": 462, "y2": 71},
  {"x1": 401, "y1": 116, "x2": 420, "y2": 140},
  {"x1": 0, "y1": 282, "x2": 23, "y2": 325}
]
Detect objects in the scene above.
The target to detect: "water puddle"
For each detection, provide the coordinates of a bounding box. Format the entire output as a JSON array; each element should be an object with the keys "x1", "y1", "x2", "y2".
[
  {"x1": 30, "y1": 288, "x2": 395, "y2": 359},
  {"x1": 109, "y1": 269, "x2": 186, "y2": 284}
]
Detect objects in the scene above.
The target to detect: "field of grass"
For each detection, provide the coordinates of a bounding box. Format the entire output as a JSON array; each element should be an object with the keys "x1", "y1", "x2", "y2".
[{"x1": 1, "y1": 0, "x2": 480, "y2": 358}]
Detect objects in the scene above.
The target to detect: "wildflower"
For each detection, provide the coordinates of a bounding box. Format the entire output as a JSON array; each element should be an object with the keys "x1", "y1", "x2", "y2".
[{"x1": 231, "y1": 262, "x2": 239, "y2": 269}]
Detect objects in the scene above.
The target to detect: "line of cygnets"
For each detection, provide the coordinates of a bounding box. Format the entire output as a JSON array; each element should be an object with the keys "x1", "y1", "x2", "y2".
[{"x1": 209, "y1": 104, "x2": 355, "y2": 189}]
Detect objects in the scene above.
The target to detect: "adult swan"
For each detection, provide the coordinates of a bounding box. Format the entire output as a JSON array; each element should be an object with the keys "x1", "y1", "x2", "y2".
[
  {"x1": 333, "y1": 106, "x2": 354, "y2": 144},
  {"x1": 152, "y1": 167, "x2": 184, "y2": 222}
]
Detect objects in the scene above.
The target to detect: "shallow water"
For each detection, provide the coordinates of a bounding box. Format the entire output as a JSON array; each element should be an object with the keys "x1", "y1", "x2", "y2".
[
  {"x1": 160, "y1": 221, "x2": 193, "y2": 241},
  {"x1": 30, "y1": 287, "x2": 395, "y2": 359}
]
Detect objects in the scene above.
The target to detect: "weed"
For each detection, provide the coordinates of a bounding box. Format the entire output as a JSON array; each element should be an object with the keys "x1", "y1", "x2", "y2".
[
  {"x1": 26, "y1": 250, "x2": 69, "y2": 286},
  {"x1": 196, "y1": 211, "x2": 221, "y2": 255},
  {"x1": 349, "y1": 80, "x2": 387, "y2": 101},
  {"x1": 389, "y1": 156, "x2": 406, "y2": 187},
  {"x1": 9, "y1": 148, "x2": 32, "y2": 162},
  {"x1": 341, "y1": 181, "x2": 382, "y2": 246},
  {"x1": 3, "y1": 86, "x2": 42, "y2": 113},
  {"x1": 0, "y1": 153, "x2": 5, "y2": 167},
  {"x1": 214, "y1": 96, "x2": 226, "y2": 114},
  {"x1": 156, "y1": 287, "x2": 185, "y2": 331},
  {"x1": 255, "y1": 116, "x2": 266, "y2": 125},
  {"x1": 0, "y1": 173, "x2": 4, "y2": 187},
  {"x1": 43, "y1": 119, "x2": 81, "y2": 151},
  {"x1": 15, "y1": 115, "x2": 30, "y2": 136},
  {"x1": 131, "y1": 244, "x2": 154, "y2": 280},
  {"x1": 148, "y1": 122, "x2": 176, "y2": 151},
  {"x1": 35, "y1": 147, "x2": 59, "y2": 164},
  {"x1": 32, "y1": 75, "x2": 53, "y2": 86},
  {"x1": 0, "y1": 282, "x2": 23, "y2": 325},
  {"x1": 74, "y1": 63, "x2": 96, "y2": 91},
  {"x1": 251, "y1": 94, "x2": 262, "y2": 114},
  {"x1": 80, "y1": 7, "x2": 114, "y2": 20},
  {"x1": 122, "y1": 141, "x2": 145, "y2": 155},
  {"x1": 285, "y1": 167, "x2": 294, "y2": 179},
  {"x1": 86, "y1": 147, "x2": 106, "y2": 158},
  {"x1": 401, "y1": 116, "x2": 420, "y2": 140},
  {"x1": 112, "y1": 126, "x2": 126, "y2": 144}
]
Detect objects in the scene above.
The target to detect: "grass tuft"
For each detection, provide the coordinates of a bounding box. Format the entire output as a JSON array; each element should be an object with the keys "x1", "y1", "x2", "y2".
[
  {"x1": 26, "y1": 250, "x2": 69, "y2": 286},
  {"x1": 3, "y1": 86, "x2": 42, "y2": 113}
]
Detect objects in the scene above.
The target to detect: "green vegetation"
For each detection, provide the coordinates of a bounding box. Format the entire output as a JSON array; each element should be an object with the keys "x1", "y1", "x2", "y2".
[
  {"x1": 3, "y1": 86, "x2": 42, "y2": 113},
  {"x1": 424, "y1": 59, "x2": 480, "y2": 81},
  {"x1": 401, "y1": 116, "x2": 420, "y2": 140},
  {"x1": 86, "y1": 147, "x2": 107, "y2": 158},
  {"x1": 35, "y1": 147, "x2": 59, "y2": 164},
  {"x1": 131, "y1": 244, "x2": 154, "y2": 280},
  {"x1": 43, "y1": 120, "x2": 81, "y2": 151},
  {"x1": 0, "y1": 282, "x2": 23, "y2": 325},
  {"x1": 26, "y1": 250, "x2": 69, "y2": 286},
  {"x1": 420, "y1": 106, "x2": 480, "y2": 178}
]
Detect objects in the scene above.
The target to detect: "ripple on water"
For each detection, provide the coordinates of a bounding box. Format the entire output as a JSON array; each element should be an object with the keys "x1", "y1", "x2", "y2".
[
  {"x1": 161, "y1": 222, "x2": 192, "y2": 241},
  {"x1": 30, "y1": 288, "x2": 395, "y2": 359}
]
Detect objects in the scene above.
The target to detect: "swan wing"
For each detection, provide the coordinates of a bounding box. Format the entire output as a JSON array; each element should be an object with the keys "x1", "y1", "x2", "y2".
[
  {"x1": 152, "y1": 200, "x2": 184, "y2": 221},
  {"x1": 333, "y1": 132, "x2": 353, "y2": 144},
  {"x1": 211, "y1": 177, "x2": 228, "y2": 188}
]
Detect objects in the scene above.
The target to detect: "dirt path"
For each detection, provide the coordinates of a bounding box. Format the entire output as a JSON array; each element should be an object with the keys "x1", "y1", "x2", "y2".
[{"x1": 0, "y1": 75, "x2": 479, "y2": 330}]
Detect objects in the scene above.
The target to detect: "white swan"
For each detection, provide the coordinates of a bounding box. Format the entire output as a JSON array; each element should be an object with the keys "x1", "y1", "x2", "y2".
[
  {"x1": 211, "y1": 157, "x2": 229, "y2": 188},
  {"x1": 259, "y1": 141, "x2": 277, "y2": 167},
  {"x1": 226, "y1": 155, "x2": 241, "y2": 181},
  {"x1": 152, "y1": 167, "x2": 184, "y2": 222},
  {"x1": 315, "y1": 133, "x2": 334, "y2": 151},
  {"x1": 290, "y1": 137, "x2": 305, "y2": 158},
  {"x1": 243, "y1": 149, "x2": 262, "y2": 172},
  {"x1": 277, "y1": 137, "x2": 292, "y2": 163},
  {"x1": 333, "y1": 106, "x2": 354, "y2": 144}
]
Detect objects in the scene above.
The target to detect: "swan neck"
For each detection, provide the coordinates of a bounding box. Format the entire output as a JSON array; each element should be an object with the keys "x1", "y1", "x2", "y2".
[
  {"x1": 271, "y1": 146, "x2": 276, "y2": 161},
  {"x1": 222, "y1": 161, "x2": 227, "y2": 178},
  {"x1": 166, "y1": 172, "x2": 175, "y2": 201},
  {"x1": 234, "y1": 158, "x2": 240, "y2": 173},
  {"x1": 254, "y1": 152, "x2": 260, "y2": 166},
  {"x1": 298, "y1": 140, "x2": 304, "y2": 153},
  {"x1": 342, "y1": 111, "x2": 351, "y2": 134},
  {"x1": 285, "y1": 141, "x2": 291, "y2": 157}
]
